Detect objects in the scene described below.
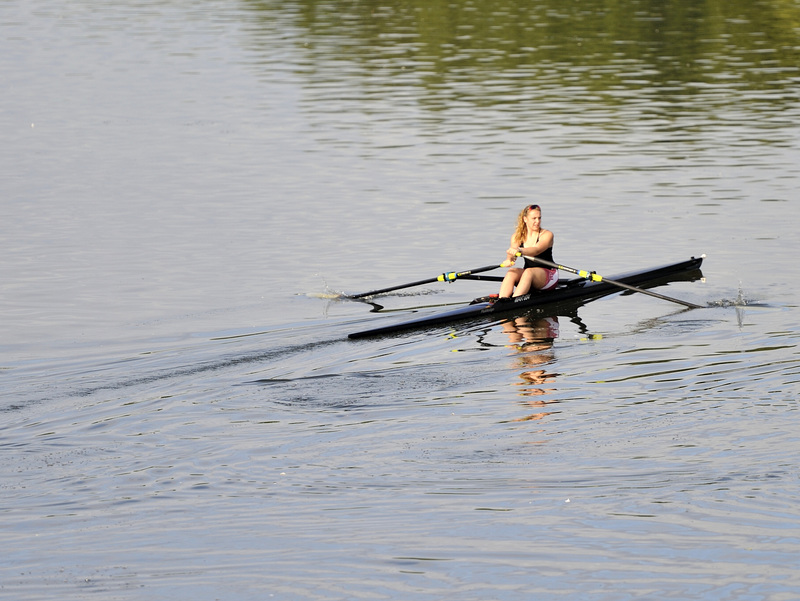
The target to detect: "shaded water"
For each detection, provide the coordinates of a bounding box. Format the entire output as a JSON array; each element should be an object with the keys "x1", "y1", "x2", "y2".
[{"x1": 2, "y1": 1, "x2": 799, "y2": 599}]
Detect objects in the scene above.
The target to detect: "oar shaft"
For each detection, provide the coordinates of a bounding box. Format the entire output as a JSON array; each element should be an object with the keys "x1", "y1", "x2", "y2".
[
  {"x1": 348, "y1": 263, "x2": 504, "y2": 299},
  {"x1": 524, "y1": 256, "x2": 703, "y2": 309},
  {"x1": 348, "y1": 276, "x2": 438, "y2": 299}
]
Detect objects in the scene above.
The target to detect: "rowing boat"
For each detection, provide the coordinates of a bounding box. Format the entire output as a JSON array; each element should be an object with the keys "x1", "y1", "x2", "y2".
[
  {"x1": 349, "y1": 256, "x2": 704, "y2": 339},
  {"x1": 348, "y1": 256, "x2": 704, "y2": 339}
]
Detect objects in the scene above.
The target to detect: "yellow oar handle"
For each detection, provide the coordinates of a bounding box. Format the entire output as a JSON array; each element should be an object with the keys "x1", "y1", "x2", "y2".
[{"x1": 579, "y1": 269, "x2": 602, "y2": 282}]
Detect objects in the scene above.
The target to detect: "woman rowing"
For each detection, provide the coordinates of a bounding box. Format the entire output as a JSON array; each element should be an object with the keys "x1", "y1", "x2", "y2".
[{"x1": 497, "y1": 204, "x2": 558, "y2": 300}]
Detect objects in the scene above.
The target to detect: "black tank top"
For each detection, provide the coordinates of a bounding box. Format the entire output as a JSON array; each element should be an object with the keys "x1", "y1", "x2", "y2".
[{"x1": 522, "y1": 231, "x2": 555, "y2": 268}]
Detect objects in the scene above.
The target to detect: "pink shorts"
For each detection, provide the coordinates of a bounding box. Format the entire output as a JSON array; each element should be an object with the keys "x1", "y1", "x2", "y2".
[{"x1": 540, "y1": 268, "x2": 559, "y2": 291}]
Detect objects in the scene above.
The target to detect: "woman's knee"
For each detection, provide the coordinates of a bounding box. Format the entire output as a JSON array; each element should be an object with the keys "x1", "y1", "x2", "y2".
[
  {"x1": 504, "y1": 268, "x2": 523, "y2": 281},
  {"x1": 522, "y1": 268, "x2": 545, "y2": 289}
]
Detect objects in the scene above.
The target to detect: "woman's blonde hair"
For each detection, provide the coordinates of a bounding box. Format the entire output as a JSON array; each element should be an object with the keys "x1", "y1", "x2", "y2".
[{"x1": 511, "y1": 204, "x2": 541, "y2": 245}]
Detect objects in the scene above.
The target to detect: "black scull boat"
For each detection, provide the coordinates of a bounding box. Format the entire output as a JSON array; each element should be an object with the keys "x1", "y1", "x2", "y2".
[{"x1": 348, "y1": 256, "x2": 704, "y2": 339}]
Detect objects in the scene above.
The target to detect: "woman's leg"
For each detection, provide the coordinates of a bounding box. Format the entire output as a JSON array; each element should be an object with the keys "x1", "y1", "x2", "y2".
[
  {"x1": 513, "y1": 267, "x2": 550, "y2": 296},
  {"x1": 499, "y1": 268, "x2": 523, "y2": 297},
  {"x1": 513, "y1": 268, "x2": 536, "y2": 296}
]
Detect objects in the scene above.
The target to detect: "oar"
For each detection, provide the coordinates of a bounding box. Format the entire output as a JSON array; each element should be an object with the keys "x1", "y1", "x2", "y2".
[
  {"x1": 523, "y1": 255, "x2": 703, "y2": 309},
  {"x1": 346, "y1": 262, "x2": 509, "y2": 299}
]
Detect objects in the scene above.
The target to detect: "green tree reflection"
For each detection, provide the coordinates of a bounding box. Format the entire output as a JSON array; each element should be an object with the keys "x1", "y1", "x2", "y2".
[{"x1": 245, "y1": 0, "x2": 800, "y2": 117}]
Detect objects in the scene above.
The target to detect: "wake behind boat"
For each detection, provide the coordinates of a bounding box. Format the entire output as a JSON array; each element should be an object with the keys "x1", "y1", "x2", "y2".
[{"x1": 348, "y1": 256, "x2": 704, "y2": 339}]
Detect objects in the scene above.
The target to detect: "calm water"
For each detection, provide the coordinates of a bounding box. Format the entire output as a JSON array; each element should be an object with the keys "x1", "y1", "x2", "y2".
[{"x1": 2, "y1": 1, "x2": 800, "y2": 599}]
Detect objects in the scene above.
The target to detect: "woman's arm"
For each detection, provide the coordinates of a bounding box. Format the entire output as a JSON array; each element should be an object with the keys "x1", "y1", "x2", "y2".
[
  {"x1": 505, "y1": 234, "x2": 521, "y2": 264},
  {"x1": 518, "y1": 230, "x2": 554, "y2": 257}
]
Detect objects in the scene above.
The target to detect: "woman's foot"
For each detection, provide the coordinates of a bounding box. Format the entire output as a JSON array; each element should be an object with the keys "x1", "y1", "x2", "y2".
[{"x1": 470, "y1": 294, "x2": 498, "y2": 305}]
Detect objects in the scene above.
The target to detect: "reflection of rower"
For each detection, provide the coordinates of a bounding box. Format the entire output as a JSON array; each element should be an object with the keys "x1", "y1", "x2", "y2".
[
  {"x1": 519, "y1": 368, "x2": 557, "y2": 388},
  {"x1": 502, "y1": 314, "x2": 561, "y2": 422},
  {"x1": 502, "y1": 314, "x2": 559, "y2": 347}
]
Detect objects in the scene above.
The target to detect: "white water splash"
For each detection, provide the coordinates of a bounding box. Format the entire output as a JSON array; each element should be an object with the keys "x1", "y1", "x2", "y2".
[{"x1": 707, "y1": 281, "x2": 753, "y2": 308}]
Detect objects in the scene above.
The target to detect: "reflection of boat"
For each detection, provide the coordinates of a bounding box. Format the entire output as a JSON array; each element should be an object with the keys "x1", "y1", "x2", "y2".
[{"x1": 348, "y1": 256, "x2": 703, "y2": 339}]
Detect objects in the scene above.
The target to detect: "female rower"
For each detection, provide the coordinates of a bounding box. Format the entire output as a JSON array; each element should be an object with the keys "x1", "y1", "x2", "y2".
[{"x1": 498, "y1": 204, "x2": 558, "y2": 299}]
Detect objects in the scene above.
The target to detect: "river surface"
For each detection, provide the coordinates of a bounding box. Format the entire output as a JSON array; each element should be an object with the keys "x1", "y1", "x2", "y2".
[{"x1": 2, "y1": 1, "x2": 799, "y2": 599}]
